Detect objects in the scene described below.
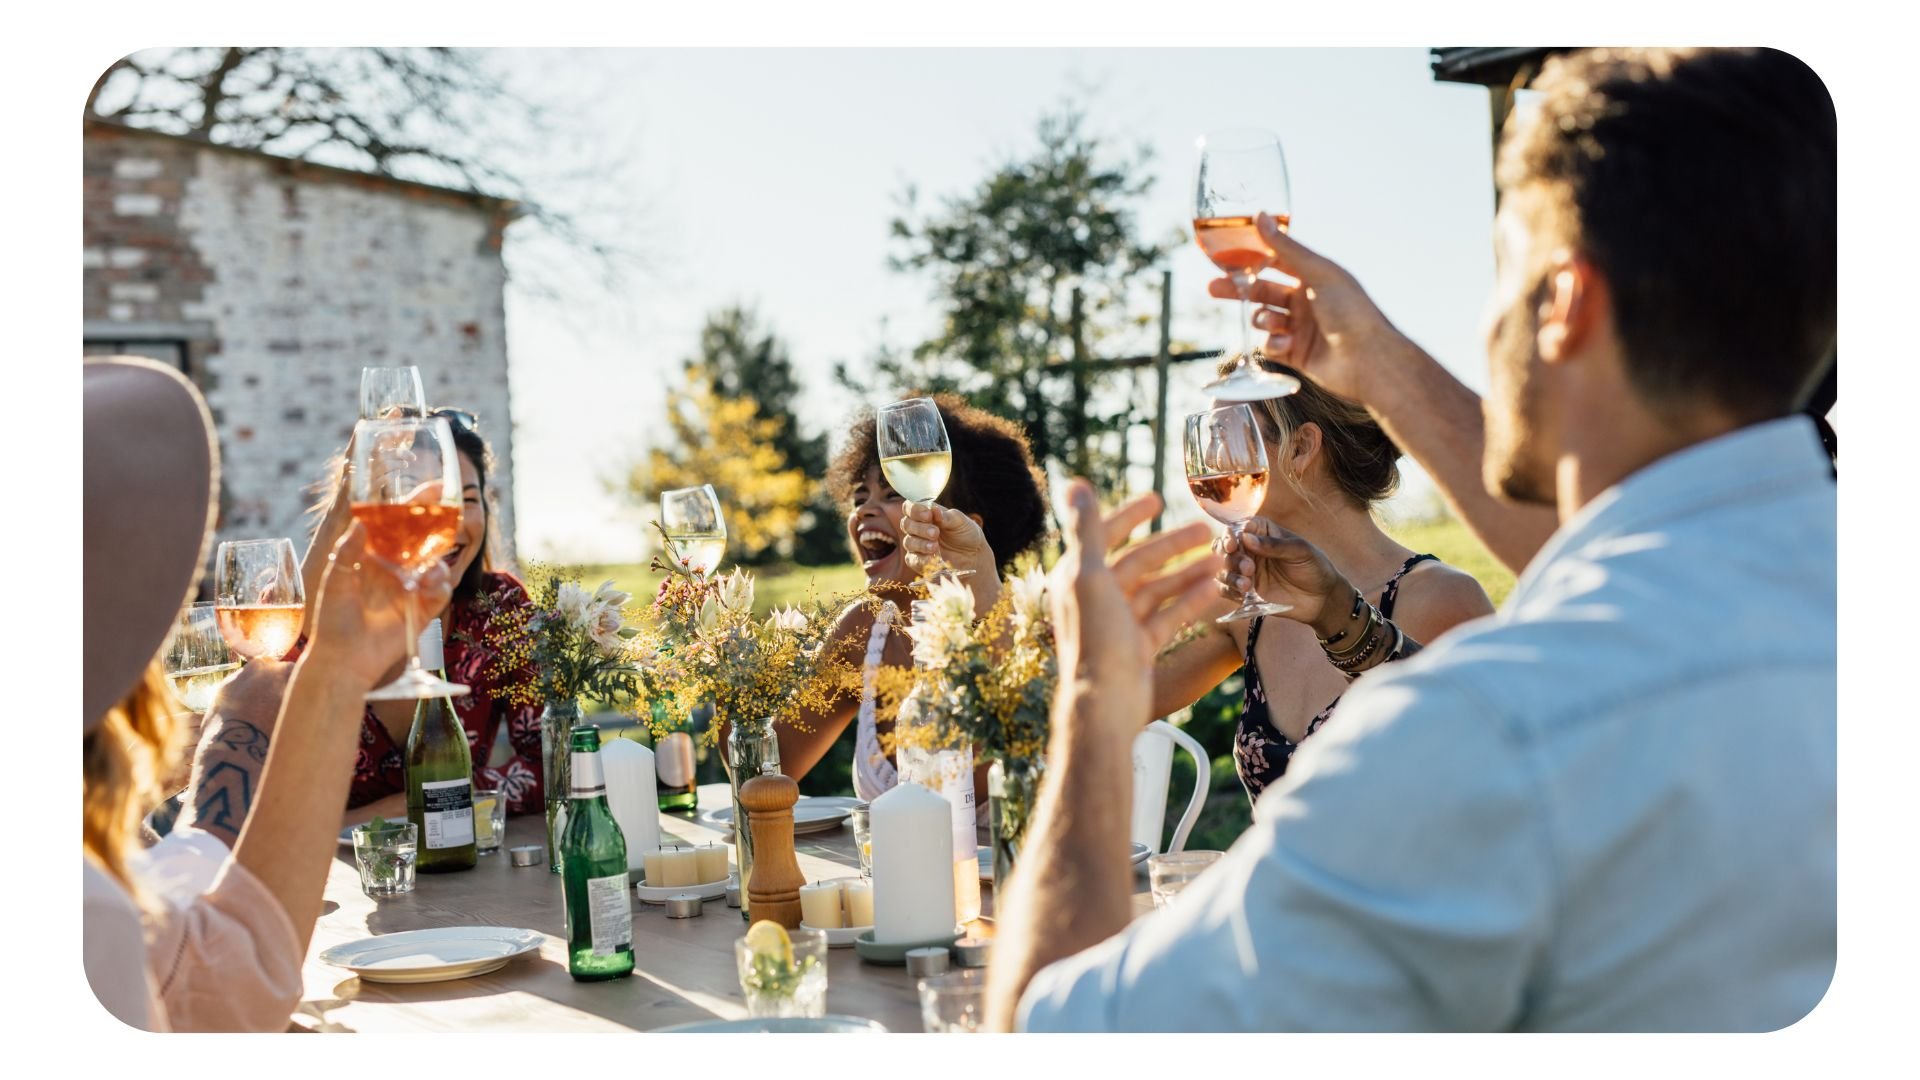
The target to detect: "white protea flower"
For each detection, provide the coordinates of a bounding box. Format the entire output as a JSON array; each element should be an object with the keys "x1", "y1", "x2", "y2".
[
  {"x1": 554, "y1": 581, "x2": 593, "y2": 626},
  {"x1": 765, "y1": 605, "x2": 808, "y2": 634},
  {"x1": 718, "y1": 568, "x2": 755, "y2": 613},
  {"x1": 909, "y1": 575, "x2": 976, "y2": 667},
  {"x1": 591, "y1": 580, "x2": 632, "y2": 611},
  {"x1": 696, "y1": 595, "x2": 721, "y2": 636},
  {"x1": 1007, "y1": 564, "x2": 1049, "y2": 636}
]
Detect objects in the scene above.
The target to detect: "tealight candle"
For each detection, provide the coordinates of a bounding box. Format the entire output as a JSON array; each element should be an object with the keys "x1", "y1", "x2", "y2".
[
  {"x1": 694, "y1": 842, "x2": 729, "y2": 884},
  {"x1": 798, "y1": 881, "x2": 845, "y2": 929},
  {"x1": 659, "y1": 846, "x2": 699, "y2": 887},
  {"x1": 842, "y1": 878, "x2": 874, "y2": 928}
]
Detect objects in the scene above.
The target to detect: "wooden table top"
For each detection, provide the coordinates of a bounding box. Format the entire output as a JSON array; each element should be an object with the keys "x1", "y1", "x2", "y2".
[{"x1": 298, "y1": 783, "x2": 1153, "y2": 1032}]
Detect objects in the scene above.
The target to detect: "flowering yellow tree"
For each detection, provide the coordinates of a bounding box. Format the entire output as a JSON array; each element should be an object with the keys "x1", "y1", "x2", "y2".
[{"x1": 624, "y1": 371, "x2": 813, "y2": 562}]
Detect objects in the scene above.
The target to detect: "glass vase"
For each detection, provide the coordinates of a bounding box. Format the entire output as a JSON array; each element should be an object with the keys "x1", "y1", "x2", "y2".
[
  {"x1": 989, "y1": 758, "x2": 1042, "y2": 892},
  {"x1": 726, "y1": 715, "x2": 780, "y2": 921},
  {"x1": 541, "y1": 698, "x2": 582, "y2": 874}
]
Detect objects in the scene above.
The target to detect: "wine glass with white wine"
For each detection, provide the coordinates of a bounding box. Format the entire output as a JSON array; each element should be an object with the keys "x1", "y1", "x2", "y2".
[
  {"x1": 1193, "y1": 128, "x2": 1301, "y2": 402},
  {"x1": 659, "y1": 484, "x2": 728, "y2": 578},
  {"x1": 164, "y1": 601, "x2": 241, "y2": 713},
  {"x1": 1186, "y1": 404, "x2": 1291, "y2": 622},
  {"x1": 213, "y1": 538, "x2": 308, "y2": 661},
  {"x1": 875, "y1": 398, "x2": 952, "y2": 507}
]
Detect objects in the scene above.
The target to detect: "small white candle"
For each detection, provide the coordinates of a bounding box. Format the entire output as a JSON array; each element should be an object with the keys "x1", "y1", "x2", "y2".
[
  {"x1": 870, "y1": 781, "x2": 956, "y2": 944},
  {"x1": 799, "y1": 881, "x2": 845, "y2": 929},
  {"x1": 600, "y1": 737, "x2": 660, "y2": 874},
  {"x1": 842, "y1": 878, "x2": 874, "y2": 928},
  {"x1": 694, "y1": 842, "x2": 729, "y2": 884},
  {"x1": 642, "y1": 847, "x2": 671, "y2": 886},
  {"x1": 659, "y1": 846, "x2": 699, "y2": 887}
]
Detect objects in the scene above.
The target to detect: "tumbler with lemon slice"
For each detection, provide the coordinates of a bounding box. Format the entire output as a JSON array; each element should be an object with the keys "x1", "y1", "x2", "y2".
[{"x1": 735, "y1": 922, "x2": 829, "y2": 1018}]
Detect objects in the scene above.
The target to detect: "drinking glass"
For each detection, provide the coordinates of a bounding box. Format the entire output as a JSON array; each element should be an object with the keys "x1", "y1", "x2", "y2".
[
  {"x1": 473, "y1": 786, "x2": 506, "y2": 854},
  {"x1": 1193, "y1": 128, "x2": 1301, "y2": 402},
  {"x1": 213, "y1": 538, "x2": 307, "y2": 660},
  {"x1": 849, "y1": 804, "x2": 873, "y2": 880},
  {"x1": 350, "y1": 416, "x2": 469, "y2": 700},
  {"x1": 876, "y1": 398, "x2": 952, "y2": 506},
  {"x1": 1185, "y1": 405, "x2": 1290, "y2": 622},
  {"x1": 163, "y1": 602, "x2": 240, "y2": 713},
  {"x1": 352, "y1": 821, "x2": 419, "y2": 897},
  {"x1": 659, "y1": 484, "x2": 727, "y2": 577},
  {"x1": 360, "y1": 365, "x2": 426, "y2": 420},
  {"x1": 1147, "y1": 849, "x2": 1225, "y2": 908},
  {"x1": 918, "y1": 968, "x2": 989, "y2": 1032},
  {"x1": 735, "y1": 928, "x2": 829, "y2": 1018}
]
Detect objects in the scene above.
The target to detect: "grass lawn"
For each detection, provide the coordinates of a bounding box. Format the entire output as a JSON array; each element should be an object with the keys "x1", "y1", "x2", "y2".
[{"x1": 569, "y1": 560, "x2": 870, "y2": 616}]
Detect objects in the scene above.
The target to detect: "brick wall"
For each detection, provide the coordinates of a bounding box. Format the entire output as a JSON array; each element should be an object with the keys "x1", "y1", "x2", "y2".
[{"x1": 83, "y1": 124, "x2": 518, "y2": 569}]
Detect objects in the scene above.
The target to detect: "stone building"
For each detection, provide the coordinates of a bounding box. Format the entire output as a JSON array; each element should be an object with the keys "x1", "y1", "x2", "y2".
[{"x1": 82, "y1": 118, "x2": 520, "y2": 562}]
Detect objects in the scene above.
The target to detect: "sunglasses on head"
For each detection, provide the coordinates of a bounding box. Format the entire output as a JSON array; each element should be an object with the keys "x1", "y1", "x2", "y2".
[{"x1": 431, "y1": 407, "x2": 479, "y2": 432}]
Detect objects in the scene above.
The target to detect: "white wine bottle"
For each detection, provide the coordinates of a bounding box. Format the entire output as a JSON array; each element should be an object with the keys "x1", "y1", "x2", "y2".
[{"x1": 406, "y1": 619, "x2": 477, "y2": 873}]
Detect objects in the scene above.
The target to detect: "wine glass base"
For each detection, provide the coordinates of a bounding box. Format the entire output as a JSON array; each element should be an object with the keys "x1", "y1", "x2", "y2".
[
  {"x1": 1217, "y1": 600, "x2": 1293, "y2": 624},
  {"x1": 1202, "y1": 369, "x2": 1303, "y2": 402},
  {"x1": 366, "y1": 670, "x2": 471, "y2": 701}
]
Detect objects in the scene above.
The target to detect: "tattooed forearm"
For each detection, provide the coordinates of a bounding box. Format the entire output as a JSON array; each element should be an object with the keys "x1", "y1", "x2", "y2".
[{"x1": 181, "y1": 719, "x2": 270, "y2": 847}]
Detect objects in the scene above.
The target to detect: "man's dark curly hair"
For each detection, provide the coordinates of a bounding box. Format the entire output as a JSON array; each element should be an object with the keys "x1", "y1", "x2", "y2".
[{"x1": 828, "y1": 393, "x2": 1051, "y2": 572}]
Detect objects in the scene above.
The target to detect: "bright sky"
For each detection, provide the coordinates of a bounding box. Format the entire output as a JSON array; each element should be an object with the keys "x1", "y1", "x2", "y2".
[{"x1": 499, "y1": 48, "x2": 1500, "y2": 564}]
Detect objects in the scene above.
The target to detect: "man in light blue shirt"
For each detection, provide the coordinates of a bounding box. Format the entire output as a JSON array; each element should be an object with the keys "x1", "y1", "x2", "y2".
[{"x1": 987, "y1": 47, "x2": 1836, "y2": 1033}]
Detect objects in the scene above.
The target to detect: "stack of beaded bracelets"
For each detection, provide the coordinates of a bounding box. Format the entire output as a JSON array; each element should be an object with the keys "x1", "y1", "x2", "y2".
[{"x1": 1319, "y1": 588, "x2": 1405, "y2": 677}]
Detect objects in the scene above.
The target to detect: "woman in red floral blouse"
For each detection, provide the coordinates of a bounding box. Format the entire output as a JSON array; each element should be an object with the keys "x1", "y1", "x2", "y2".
[{"x1": 301, "y1": 409, "x2": 546, "y2": 821}]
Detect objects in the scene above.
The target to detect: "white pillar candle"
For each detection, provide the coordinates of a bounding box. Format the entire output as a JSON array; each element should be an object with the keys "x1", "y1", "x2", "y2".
[
  {"x1": 870, "y1": 781, "x2": 957, "y2": 944},
  {"x1": 799, "y1": 881, "x2": 845, "y2": 929},
  {"x1": 842, "y1": 878, "x2": 874, "y2": 928},
  {"x1": 660, "y1": 846, "x2": 699, "y2": 887},
  {"x1": 694, "y1": 842, "x2": 729, "y2": 884},
  {"x1": 642, "y1": 847, "x2": 671, "y2": 887},
  {"x1": 600, "y1": 737, "x2": 660, "y2": 875}
]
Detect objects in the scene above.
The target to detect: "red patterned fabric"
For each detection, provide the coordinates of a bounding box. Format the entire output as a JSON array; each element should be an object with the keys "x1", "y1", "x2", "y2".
[{"x1": 346, "y1": 571, "x2": 545, "y2": 814}]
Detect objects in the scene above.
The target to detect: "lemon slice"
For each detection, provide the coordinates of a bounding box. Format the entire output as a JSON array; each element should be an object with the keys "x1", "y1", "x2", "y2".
[{"x1": 744, "y1": 920, "x2": 793, "y2": 969}]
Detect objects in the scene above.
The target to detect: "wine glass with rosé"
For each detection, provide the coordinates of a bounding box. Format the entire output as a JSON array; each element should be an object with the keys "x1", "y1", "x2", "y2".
[
  {"x1": 1185, "y1": 404, "x2": 1291, "y2": 622},
  {"x1": 1192, "y1": 128, "x2": 1301, "y2": 402},
  {"x1": 213, "y1": 538, "x2": 307, "y2": 661},
  {"x1": 350, "y1": 416, "x2": 469, "y2": 700}
]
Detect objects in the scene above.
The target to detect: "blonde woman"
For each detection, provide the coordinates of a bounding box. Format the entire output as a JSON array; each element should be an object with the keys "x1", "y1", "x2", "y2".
[{"x1": 83, "y1": 358, "x2": 443, "y2": 1030}]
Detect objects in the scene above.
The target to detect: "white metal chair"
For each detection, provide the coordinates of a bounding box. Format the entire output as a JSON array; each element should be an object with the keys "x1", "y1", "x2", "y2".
[{"x1": 1131, "y1": 718, "x2": 1211, "y2": 855}]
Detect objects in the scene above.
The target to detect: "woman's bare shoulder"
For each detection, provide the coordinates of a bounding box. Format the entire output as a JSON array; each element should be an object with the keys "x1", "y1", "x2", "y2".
[{"x1": 1395, "y1": 560, "x2": 1496, "y2": 639}]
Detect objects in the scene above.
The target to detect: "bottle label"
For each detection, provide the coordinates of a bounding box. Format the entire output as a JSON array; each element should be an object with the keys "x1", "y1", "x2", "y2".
[
  {"x1": 587, "y1": 873, "x2": 632, "y2": 956},
  {"x1": 421, "y1": 778, "x2": 474, "y2": 849},
  {"x1": 571, "y1": 750, "x2": 606, "y2": 798},
  {"x1": 657, "y1": 731, "x2": 695, "y2": 789}
]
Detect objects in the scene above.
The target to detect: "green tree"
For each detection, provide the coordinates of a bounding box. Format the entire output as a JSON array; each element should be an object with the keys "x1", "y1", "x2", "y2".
[{"x1": 841, "y1": 104, "x2": 1172, "y2": 493}]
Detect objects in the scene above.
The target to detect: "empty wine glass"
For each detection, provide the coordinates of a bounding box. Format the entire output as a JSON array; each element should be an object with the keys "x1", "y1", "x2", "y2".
[
  {"x1": 1193, "y1": 128, "x2": 1300, "y2": 402},
  {"x1": 360, "y1": 365, "x2": 426, "y2": 420},
  {"x1": 875, "y1": 398, "x2": 952, "y2": 507},
  {"x1": 1185, "y1": 404, "x2": 1290, "y2": 622},
  {"x1": 213, "y1": 539, "x2": 307, "y2": 660},
  {"x1": 163, "y1": 602, "x2": 241, "y2": 713},
  {"x1": 350, "y1": 416, "x2": 468, "y2": 700},
  {"x1": 659, "y1": 484, "x2": 727, "y2": 577}
]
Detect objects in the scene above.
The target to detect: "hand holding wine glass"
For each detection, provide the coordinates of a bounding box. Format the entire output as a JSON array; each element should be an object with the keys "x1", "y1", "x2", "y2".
[
  {"x1": 306, "y1": 522, "x2": 455, "y2": 694},
  {"x1": 1216, "y1": 516, "x2": 1350, "y2": 630},
  {"x1": 214, "y1": 538, "x2": 308, "y2": 661},
  {"x1": 1193, "y1": 128, "x2": 1300, "y2": 402},
  {"x1": 1185, "y1": 404, "x2": 1290, "y2": 622},
  {"x1": 349, "y1": 416, "x2": 467, "y2": 700},
  {"x1": 660, "y1": 484, "x2": 727, "y2": 578},
  {"x1": 899, "y1": 501, "x2": 1000, "y2": 610}
]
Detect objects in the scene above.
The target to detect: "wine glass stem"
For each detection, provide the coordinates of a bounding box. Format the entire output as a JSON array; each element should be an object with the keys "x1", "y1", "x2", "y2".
[
  {"x1": 1229, "y1": 520, "x2": 1256, "y2": 607},
  {"x1": 400, "y1": 576, "x2": 423, "y2": 673},
  {"x1": 1238, "y1": 280, "x2": 1255, "y2": 360}
]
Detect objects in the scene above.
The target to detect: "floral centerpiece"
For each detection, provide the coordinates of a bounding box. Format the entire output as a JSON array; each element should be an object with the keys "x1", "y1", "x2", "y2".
[
  {"x1": 469, "y1": 567, "x2": 645, "y2": 868},
  {"x1": 875, "y1": 562, "x2": 1057, "y2": 883}
]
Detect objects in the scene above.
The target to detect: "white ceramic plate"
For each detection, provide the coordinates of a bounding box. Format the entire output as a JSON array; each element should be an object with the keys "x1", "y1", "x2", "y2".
[
  {"x1": 319, "y1": 926, "x2": 545, "y2": 984},
  {"x1": 977, "y1": 842, "x2": 1151, "y2": 882},
  {"x1": 633, "y1": 877, "x2": 730, "y2": 904},
  {"x1": 800, "y1": 922, "x2": 874, "y2": 948},
  {"x1": 654, "y1": 1014, "x2": 887, "y2": 1034},
  {"x1": 699, "y1": 796, "x2": 858, "y2": 836}
]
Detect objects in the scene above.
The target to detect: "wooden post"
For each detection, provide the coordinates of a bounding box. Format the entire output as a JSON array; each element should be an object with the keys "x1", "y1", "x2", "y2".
[
  {"x1": 1150, "y1": 269, "x2": 1173, "y2": 531},
  {"x1": 740, "y1": 773, "x2": 805, "y2": 928}
]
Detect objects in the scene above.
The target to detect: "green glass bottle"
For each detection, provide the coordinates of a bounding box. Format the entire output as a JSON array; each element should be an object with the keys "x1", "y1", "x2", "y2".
[
  {"x1": 561, "y1": 725, "x2": 634, "y2": 981},
  {"x1": 406, "y1": 619, "x2": 476, "y2": 873},
  {"x1": 652, "y1": 699, "x2": 698, "y2": 814}
]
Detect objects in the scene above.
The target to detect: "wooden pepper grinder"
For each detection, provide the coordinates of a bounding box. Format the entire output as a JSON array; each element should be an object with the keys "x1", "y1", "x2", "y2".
[{"x1": 740, "y1": 772, "x2": 805, "y2": 928}]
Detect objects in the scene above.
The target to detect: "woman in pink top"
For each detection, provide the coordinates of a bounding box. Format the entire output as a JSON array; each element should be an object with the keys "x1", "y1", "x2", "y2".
[{"x1": 82, "y1": 357, "x2": 446, "y2": 1031}]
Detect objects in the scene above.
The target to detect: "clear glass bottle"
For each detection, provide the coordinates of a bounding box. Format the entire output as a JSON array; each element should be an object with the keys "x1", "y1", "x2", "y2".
[{"x1": 726, "y1": 714, "x2": 780, "y2": 921}]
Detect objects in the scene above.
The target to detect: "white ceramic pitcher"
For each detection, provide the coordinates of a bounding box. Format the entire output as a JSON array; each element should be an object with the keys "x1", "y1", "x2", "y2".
[{"x1": 1131, "y1": 718, "x2": 1211, "y2": 855}]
